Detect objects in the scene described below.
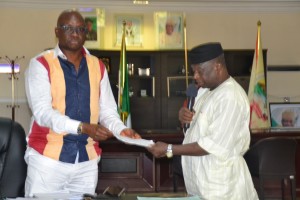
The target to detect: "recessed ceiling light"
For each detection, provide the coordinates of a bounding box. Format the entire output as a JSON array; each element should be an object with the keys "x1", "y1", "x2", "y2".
[{"x1": 133, "y1": 0, "x2": 149, "y2": 5}]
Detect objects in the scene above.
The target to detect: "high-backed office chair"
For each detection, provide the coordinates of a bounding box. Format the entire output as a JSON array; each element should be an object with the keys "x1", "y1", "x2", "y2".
[
  {"x1": 0, "y1": 117, "x2": 27, "y2": 198},
  {"x1": 244, "y1": 137, "x2": 297, "y2": 200}
]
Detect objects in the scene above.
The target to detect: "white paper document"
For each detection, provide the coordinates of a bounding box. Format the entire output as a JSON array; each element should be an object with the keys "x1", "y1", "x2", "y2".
[
  {"x1": 114, "y1": 134, "x2": 154, "y2": 147},
  {"x1": 9, "y1": 192, "x2": 83, "y2": 200}
]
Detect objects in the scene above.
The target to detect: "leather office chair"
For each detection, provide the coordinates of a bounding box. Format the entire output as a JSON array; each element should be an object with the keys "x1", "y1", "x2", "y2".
[
  {"x1": 0, "y1": 117, "x2": 27, "y2": 198},
  {"x1": 244, "y1": 137, "x2": 297, "y2": 200}
]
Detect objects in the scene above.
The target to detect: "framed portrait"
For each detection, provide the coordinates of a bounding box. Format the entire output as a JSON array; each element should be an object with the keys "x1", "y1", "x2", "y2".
[
  {"x1": 77, "y1": 8, "x2": 105, "y2": 49},
  {"x1": 99, "y1": 57, "x2": 111, "y2": 74},
  {"x1": 154, "y1": 12, "x2": 184, "y2": 49},
  {"x1": 115, "y1": 14, "x2": 143, "y2": 47},
  {"x1": 269, "y1": 102, "x2": 300, "y2": 128}
]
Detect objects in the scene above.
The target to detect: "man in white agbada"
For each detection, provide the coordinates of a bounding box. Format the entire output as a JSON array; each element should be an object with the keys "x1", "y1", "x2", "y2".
[{"x1": 147, "y1": 42, "x2": 258, "y2": 200}]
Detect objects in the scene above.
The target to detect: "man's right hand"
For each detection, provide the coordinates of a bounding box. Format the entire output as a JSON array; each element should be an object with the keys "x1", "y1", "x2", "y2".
[
  {"x1": 178, "y1": 106, "x2": 194, "y2": 126},
  {"x1": 120, "y1": 128, "x2": 141, "y2": 139},
  {"x1": 81, "y1": 123, "x2": 113, "y2": 141}
]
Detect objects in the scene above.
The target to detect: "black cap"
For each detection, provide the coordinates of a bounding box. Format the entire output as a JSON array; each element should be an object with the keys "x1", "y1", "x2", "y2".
[{"x1": 189, "y1": 42, "x2": 223, "y2": 65}]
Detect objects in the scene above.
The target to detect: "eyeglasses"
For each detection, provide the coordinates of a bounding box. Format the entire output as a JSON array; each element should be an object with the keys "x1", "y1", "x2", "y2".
[{"x1": 58, "y1": 25, "x2": 87, "y2": 35}]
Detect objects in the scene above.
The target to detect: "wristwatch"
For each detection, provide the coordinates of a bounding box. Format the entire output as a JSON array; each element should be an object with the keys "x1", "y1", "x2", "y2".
[
  {"x1": 166, "y1": 144, "x2": 173, "y2": 158},
  {"x1": 77, "y1": 122, "x2": 83, "y2": 135}
]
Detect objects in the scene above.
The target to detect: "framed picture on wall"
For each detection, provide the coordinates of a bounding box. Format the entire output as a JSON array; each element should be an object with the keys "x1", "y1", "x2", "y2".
[
  {"x1": 77, "y1": 8, "x2": 105, "y2": 49},
  {"x1": 154, "y1": 12, "x2": 184, "y2": 49},
  {"x1": 269, "y1": 102, "x2": 300, "y2": 128},
  {"x1": 115, "y1": 14, "x2": 143, "y2": 47},
  {"x1": 99, "y1": 57, "x2": 111, "y2": 74},
  {"x1": 167, "y1": 76, "x2": 193, "y2": 97}
]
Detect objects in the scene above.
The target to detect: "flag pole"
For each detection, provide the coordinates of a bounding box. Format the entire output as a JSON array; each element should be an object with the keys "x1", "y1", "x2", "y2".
[
  {"x1": 183, "y1": 13, "x2": 188, "y2": 89},
  {"x1": 118, "y1": 21, "x2": 126, "y2": 123}
]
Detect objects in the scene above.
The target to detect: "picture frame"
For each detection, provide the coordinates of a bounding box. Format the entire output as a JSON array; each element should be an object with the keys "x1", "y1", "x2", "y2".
[
  {"x1": 115, "y1": 14, "x2": 143, "y2": 47},
  {"x1": 99, "y1": 57, "x2": 111, "y2": 74},
  {"x1": 77, "y1": 8, "x2": 105, "y2": 49},
  {"x1": 269, "y1": 102, "x2": 300, "y2": 128},
  {"x1": 154, "y1": 12, "x2": 184, "y2": 49},
  {"x1": 167, "y1": 76, "x2": 193, "y2": 97}
]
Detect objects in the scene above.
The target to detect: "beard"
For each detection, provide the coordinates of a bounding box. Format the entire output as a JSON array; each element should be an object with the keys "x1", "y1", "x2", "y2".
[{"x1": 58, "y1": 36, "x2": 85, "y2": 52}]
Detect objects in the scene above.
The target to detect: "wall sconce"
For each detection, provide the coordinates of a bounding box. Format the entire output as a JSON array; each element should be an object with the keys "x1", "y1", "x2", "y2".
[{"x1": 283, "y1": 96, "x2": 290, "y2": 103}]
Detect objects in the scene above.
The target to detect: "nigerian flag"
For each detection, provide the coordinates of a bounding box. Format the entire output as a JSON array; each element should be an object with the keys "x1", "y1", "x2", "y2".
[{"x1": 118, "y1": 21, "x2": 132, "y2": 128}]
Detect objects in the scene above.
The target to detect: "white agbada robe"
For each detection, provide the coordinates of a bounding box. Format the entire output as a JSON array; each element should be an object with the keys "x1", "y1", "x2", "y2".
[{"x1": 182, "y1": 77, "x2": 258, "y2": 200}]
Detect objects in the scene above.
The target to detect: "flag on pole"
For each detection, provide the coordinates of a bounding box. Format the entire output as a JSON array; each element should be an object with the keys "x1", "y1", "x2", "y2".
[
  {"x1": 248, "y1": 21, "x2": 269, "y2": 129},
  {"x1": 118, "y1": 21, "x2": 132, "y2": 128}
]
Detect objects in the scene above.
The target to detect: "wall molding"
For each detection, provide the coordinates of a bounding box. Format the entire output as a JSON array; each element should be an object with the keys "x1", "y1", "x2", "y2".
[
  {"x1": 1, "y1": 0, "x2": 300, "y2": 13},
  {"x1": 0, "y1": 98, "x2": 27, "y2": 103}
]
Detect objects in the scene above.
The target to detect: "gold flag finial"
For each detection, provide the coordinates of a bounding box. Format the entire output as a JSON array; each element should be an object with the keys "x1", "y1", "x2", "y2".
[{"x1": 257, "y1": 20, "x2": 261, "y2": 26}]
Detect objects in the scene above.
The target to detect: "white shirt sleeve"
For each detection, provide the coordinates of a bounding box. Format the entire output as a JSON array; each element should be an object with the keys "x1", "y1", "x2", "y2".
[
  {"x1": 25, "y1": 58, "x2": 80, "y2": 134},
  {"x1": 98, "y1": 68, "x2": 127, "y2": 136}
]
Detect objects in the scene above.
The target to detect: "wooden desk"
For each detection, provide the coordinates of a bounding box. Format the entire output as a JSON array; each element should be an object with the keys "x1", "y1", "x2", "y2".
[
  {"x1": 96, "y1": 130, "x2": 184, "y2": 193},
  {"x1": 96, "y1": 129, "x2": 300, "y2": 196}
]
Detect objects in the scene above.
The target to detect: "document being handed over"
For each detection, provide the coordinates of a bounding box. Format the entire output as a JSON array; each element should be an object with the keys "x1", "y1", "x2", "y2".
[{"x1": 114, "y1": 133, "x2": 154, "y2": 148}]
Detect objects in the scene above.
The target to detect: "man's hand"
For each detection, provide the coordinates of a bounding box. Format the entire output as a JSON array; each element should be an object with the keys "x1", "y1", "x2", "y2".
[
  {"x1": 120, "y1": 128, "x2": 141, "y2": 139},
  {"x1": 147, "y1": 141, "x2": 168, "y2": 158},
  {"x1": 82, "y1": 123, "x2": 113, "y2": 141},
  {"x1": 178, "y1": 106, "x2": 194, "y2": 126}
]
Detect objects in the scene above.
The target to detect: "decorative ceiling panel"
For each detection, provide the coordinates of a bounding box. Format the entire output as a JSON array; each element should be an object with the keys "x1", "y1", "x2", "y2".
[{"x1": 0, "y1": 0, "x2": 299, "y2": 12}]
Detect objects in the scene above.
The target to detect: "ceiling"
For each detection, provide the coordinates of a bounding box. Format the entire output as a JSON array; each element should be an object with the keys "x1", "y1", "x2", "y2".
[{"x1": 1, "y1": 0, "x2": 300, "y2": 12}]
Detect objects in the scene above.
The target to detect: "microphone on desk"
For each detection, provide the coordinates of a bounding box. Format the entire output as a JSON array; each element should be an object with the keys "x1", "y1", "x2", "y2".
[{"x1": 183, "y1": 84, "x2": 198, "y2": 132}]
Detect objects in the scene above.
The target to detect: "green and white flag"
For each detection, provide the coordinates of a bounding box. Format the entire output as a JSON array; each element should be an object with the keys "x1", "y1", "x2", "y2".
[{"x1": 118, "y1": 21, "x2": 131, "y2": 128}]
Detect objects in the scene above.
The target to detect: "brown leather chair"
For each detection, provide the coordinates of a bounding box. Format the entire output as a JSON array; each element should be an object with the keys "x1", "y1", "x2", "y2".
[
  {"x1": 244, "y1": 137, "x2": 297, "y2": 200},
  {"x1": 0, "y1": 117, "x2": 27, "y2": 198}
]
